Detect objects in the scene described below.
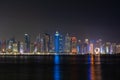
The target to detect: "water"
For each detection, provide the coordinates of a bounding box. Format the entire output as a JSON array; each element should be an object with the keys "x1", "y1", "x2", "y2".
[{"x1": 0, "y1": 54, "x2": 119, "y2": 80}]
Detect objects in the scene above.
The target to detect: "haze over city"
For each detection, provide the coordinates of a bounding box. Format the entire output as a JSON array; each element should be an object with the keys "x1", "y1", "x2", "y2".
[{"x1": 0, "y1": 0, "x2": 120, "y2": 42}]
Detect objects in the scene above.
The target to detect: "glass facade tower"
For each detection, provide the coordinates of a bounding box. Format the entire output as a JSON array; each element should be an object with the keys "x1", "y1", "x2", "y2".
[{"x1": 54, "y1": 31, "x2": 60, "y2": 53}]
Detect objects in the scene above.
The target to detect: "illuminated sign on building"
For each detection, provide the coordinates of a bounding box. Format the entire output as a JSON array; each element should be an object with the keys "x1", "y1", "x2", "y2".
[{"x1": 94, "y1": 48, "x2": 100, "y2": 54}]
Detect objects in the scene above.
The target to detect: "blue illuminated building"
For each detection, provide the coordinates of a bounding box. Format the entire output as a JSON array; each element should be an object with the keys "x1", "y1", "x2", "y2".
[{"x1": 54, "y1": 31, "x2": 60, "y2": 53}]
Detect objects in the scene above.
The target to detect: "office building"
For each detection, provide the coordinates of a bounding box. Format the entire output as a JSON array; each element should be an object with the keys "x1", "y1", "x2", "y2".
[
  {"x1": 54, "y1": 31, "x2": 60, "y2": 53},
  {"x1": 43, "y1": 33, "x2": 50, "y2": 53},
  {"x1": 71, "y1": 37, "x2": 77, "y2": 54},
  {"x1": 64, "y1": 33, "x2": 71, "y2": 53},
  {"x1": 24, "y1": 34, "x2": 30, "y2": 53},
  {"x1": 12, "y1": 42, "x2": 18, "y2": 53}
]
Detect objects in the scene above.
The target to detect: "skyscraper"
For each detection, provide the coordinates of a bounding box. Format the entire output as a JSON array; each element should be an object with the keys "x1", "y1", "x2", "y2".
[
  {"x1": 64, "y1": 33, "x2": 71, "y2": 53},
  {"x1": 12, "y1": 42, "x2": 18, "y2": 53},
  {"x1": 2, "y1": 40, "x2": 7, "y2": 53},
  {"x1": 24, "y1": 34, "x2": 30, "y2": 53},
  {"x1": 20, "y1": 42, "x2": 24, "y2": 54},
  {"x1": 89, "y1": 41, "x2": 94, "y2": 54},
  {"x1": 54, "y1": 31, "x2": 60, "y2": 53},
  {"x1": 59, "y1": 35, "x2": 64, "y2": 53},
  {"x1": 49, "y1": 36, "x2": 54, "y2": 53},
  {"x1": 105, "y1": 42, "x2": 111, "y2": 54},
  {"x1": 83, "y1": 39, "x2": 89, "y2": 54},
  {"x1": 43, "y1": 33, "x2": 50, "y2": 53},
  {"x1": 71, "y1": 37, "x2": 77, "y2": 54},
  {"x1": 36, "y1": 33, "x2": 41, "y2": 53}
]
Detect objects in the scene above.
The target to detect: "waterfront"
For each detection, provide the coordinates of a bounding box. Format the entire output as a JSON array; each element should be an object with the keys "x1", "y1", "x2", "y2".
[{"x1": 0, "y1": 54, "x2": 119, "y2": 80}]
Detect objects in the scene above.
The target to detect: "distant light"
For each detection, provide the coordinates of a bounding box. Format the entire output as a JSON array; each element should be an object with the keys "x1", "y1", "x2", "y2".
[
  {"x1": 55, "y1": 31, "x2": 59, "y2": 36},
  {"x1": 24, "y1": 34, "x2": 28, "y2": 36},
  {"x1": 94, "y1": 48, "x2": 100, "y2": 54}
]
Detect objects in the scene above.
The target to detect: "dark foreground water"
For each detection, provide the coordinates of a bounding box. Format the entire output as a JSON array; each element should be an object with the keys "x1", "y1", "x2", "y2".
[{"x1": 0, "y1": 54, "x2": 119, "y2": 80}]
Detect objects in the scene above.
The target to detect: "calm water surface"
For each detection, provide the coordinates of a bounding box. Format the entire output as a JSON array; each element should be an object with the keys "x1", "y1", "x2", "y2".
[{"x1": 0, "y1": 54, "x2": 119, "y2": 80}]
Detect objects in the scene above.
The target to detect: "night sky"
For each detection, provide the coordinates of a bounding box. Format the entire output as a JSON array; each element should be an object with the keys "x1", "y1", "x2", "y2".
[{"x1": 0, "y1": 0, "x2": 120, "y2": 42}]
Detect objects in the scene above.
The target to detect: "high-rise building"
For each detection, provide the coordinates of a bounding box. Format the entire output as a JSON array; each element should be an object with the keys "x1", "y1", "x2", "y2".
[
  {"x1": 43, "y1": 33, "x2": 50, "y2": 53},
  {"x1": 105, "y1": 42, "x2": 111, "y2": 54},
  {"x1": 30, "y1": 42, "x2": 34, "y2": 53},
  {"x1": 64, "y1": 33, "x2": 71, "y2": 53},
  {"x1": 40, "y1": 36, "x2": 44, "y2": 53},
  {"x1": 111, "y1": 43, "x2": 116, "y2": 54},
  {"x1": 12, "y1": 42, "x2": 18, "y2": 53},
  {"x1": 54, "y1": 31, "x2": 60, "y2": 53},
  {"x1": 36, "y1": 33, "x2": 41, "y2": 53},
  {"x1": 7, "y1": 40, "x2": 14, "y2": 53},
  {"x1": 89, "y1": 41, "x2": 94, "y2": 54},
  {"x1": 77, "y1": 40, "x2": 82, "y2": 54},
  {"x1": 83, "y1": 39, "x2": 89, "y2": 54},
  {"x1": 116, "y1": 44, "x2": 120, "y2": 54},
  {"x1": 1, "y1": 40, "x2": 6, "y2": 53},
  {"x1": 59, "y1": 35, "x2": 64, "y2": 53},
  {"x1": 20, "y1": 42, "x2": 24, "y2": 54},
  {"x1": 71, "y1": 37, "x2": 77, "y2": 54},
  {"x1": 49, "y1": 36, "x2": 54, "y2": 53},
  {"x1": 24, "y1": 34, "x2": 30, "y2": 53},
  {"x1": 100, "y1": 44, "x2": 105, "y2": 54},
  {"x1": 17, "y1": 41, "x2": 20, "y2": 53}
]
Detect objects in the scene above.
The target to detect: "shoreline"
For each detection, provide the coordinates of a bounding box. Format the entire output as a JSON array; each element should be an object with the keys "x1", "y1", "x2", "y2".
[{"x1": 0, "y1": 53, "x2": 119, "y2": 56}]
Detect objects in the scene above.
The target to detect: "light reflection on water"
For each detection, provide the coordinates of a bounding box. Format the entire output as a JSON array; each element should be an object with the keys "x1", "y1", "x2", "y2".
[
  {"x1": 0, "y1": 54, "x2": 119, "y2": 80},
  {"x1": 54, "y1": 55, "x2": 61, "y2": 80},
  {"x1": 88, "y1": 55, "x2": 102, "y2": 80}
]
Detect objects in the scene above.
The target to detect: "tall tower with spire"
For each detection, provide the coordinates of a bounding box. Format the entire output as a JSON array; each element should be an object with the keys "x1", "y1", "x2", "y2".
[{"x1": 54, "y1": 31, "x2": 60, "y2": 53}]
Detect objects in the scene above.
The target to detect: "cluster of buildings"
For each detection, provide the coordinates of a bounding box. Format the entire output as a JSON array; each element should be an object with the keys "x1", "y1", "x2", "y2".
[{"x1": 0, "y1": 31, "x2": 120, "y2": 55}]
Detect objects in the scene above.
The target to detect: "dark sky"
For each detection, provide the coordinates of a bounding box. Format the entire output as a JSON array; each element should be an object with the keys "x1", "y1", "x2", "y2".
[{"x1": 0, "y1": 0, "x2": 120, "y2": 42}]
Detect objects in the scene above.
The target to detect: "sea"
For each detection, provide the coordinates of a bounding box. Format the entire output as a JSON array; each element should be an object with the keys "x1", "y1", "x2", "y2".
[{"x1": 0, "y1": 54, "x2": 119, "y2": 80}]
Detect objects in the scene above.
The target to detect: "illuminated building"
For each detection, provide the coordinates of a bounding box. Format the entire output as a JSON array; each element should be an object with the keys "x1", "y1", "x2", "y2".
[
  {"x1": 49, "y1": 36, "x2": 54, "y2": 53},
  {"x1": 17, "y1": 41, "x2": 20, "y2": 53},
  {"x1": 24, "y1": 34, "x2": 30, "y2": 53},
  {"x1": 100, "y1": 44, "x2": 105, "y2": 54},
  {"x1": 43, "y1": 33, "x2": 50, "y2": 53},
  {"x1": 40, "y1": 36, "x2": 44, "y2": 53},
  {"x1": 116, "y1": 44, "x2": 120, "y2": 54},
  {"x1": 111, "y1": 43, "x2": 116, "y2": 54},
  {"x1": 7, "y1": 40, "x2": 13, "y2": 53},
  {"x1": 89, "y1": 41, "x2": 94, "y2": 54},
  {"x1": 20, "y1": 42, "x2": 24, "y2": 54},
  {"x1": 59, "y1": 35, "x2": 64, "y2": 53},
  {"x1": 71, "y1": 37, "x2": 77, "y2": 54},
  {"x1": 12, "y1": 43, "x2": 18, "y2": 53},
  {"x1": 0, "y1": 32, "x2": 120, "y2": 55},
  {"x1": 105, "y1": 42, "x2": 111, "y2": 54},
  {"x1": 54, "y1": 31, "x2": 60, "y2": 53},
  {"x1": 94, "y1": 39, "x2": 104, "y2": 54},
  {"x1": 30, "y1": 42, "x2": 34, "y2": 53},
  {"x1": 36, "y1": 33, "x2": 42, "y2": 53},
  {"x1": 34, "y1": 42, "x2": 38, "y2": 53},
  {"x1": 77, "y1": 40, "x2": 82, "y2": 54},
  {"x1": 64, "y1": 33, "x2": 71, "y2": 53},
  {"x1": 1, "y1": 40, "x2": 6, "y2": 53},
  {"x1": 83, "y1": 39, "x2": 89, "y2": 54}
]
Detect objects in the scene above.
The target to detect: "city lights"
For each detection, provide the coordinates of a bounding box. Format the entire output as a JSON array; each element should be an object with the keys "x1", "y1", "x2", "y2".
[{"x1": 0, "y1": 31, "x2": 119, "y2": 55}]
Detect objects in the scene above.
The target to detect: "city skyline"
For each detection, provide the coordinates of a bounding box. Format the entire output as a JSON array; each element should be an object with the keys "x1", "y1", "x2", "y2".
[{"x1": 0, "y1": 31, "x2": 120, "y2": 54}]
